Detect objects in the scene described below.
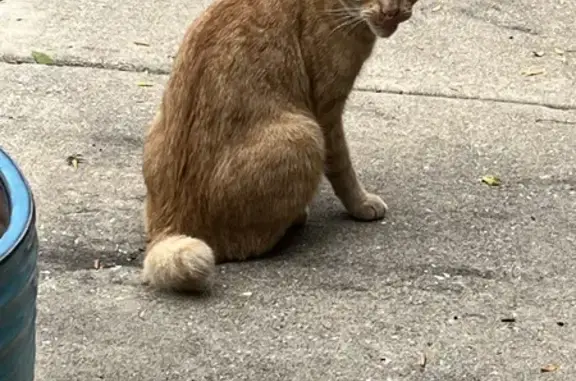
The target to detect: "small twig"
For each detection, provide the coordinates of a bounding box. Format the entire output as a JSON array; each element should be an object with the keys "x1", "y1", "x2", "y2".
[{"x1": 419, "y1": 352, "x2": 427, "y2": 372}]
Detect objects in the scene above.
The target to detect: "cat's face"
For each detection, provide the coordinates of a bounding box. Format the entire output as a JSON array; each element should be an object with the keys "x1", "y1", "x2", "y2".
[{"x1": 355, "y1": 0, "x2": 418, "y2": 38}]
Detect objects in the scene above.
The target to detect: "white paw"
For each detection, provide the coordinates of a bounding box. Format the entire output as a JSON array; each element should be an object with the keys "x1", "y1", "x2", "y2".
[{"x1": 348, "y1": 193, "x2": 388, "y2": 221}]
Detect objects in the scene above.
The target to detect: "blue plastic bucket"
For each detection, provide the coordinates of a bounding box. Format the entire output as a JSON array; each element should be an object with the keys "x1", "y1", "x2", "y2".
[{"x1": 0, "y1": 148, "x2": 38, "y2": 381}]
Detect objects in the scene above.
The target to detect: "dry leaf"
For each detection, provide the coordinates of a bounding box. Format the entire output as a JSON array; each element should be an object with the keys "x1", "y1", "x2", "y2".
[
  {"x1": 241, "y1": 292, "x2": 253, "y2": 297},
  {"x1": 31, "y1": 51, "x2": 54, "y2": 65},
  {"x1": 541, "y1": 364, "x2": 559, "y2": 373},
  {"x1": 532, "y1": 51, "x2": 545, "y2": 57},
  {"x1": 481, "y1": 175, "x2": 501, "y2": 187},
  {"x1": 136, "y1": 81, "x2": 154, "y2": 87},
  {"x1": 431, "y1": 5, "x2": 443, "y2": 11},
  {"x1": 66, "y1": 154, "x2": 85, "y2": 170},
  {"x1": 554, "y1": 48, "x2": 565, "y2": 55},
  {"x1": 521, "y1": 67, "x2": 546, "y2": 76}
]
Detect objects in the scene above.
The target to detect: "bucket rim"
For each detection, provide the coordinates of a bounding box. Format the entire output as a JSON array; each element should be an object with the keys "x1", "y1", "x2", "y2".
[{"x1": 0, "y1": 147, "x2": 34, "y2": 264}]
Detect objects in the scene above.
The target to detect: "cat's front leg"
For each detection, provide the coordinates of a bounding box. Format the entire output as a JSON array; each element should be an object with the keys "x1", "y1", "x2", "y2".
[{"x1": 323, "y1": 118, "x2": 387, "y2": 221}]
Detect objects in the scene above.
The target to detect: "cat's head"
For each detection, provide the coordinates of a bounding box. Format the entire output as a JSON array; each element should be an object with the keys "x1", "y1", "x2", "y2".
[{"x1": 351, "y1": 0, "x2": 418, "y2": 38}]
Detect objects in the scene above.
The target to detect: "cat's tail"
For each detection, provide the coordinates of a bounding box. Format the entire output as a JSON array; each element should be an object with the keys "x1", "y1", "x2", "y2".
[{"x1": 142, "y1": 235, "x2": 215, "y2": 292}]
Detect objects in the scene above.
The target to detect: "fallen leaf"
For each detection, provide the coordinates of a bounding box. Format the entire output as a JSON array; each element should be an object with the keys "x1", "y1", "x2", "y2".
[
  {"x1": 136, "y1": 81, "x2": 154, "y2": 87},
  {"x1": 521, "y1": 67, "x2": 546, "y2": 76},
  {"x1": 532, "y1": 51, "x2": 545, "y2": 57},
  {"x1": 66, "y1": 154, "x2": 84, "y2": 169},
  {"x1": 481, "y1": 175, "x2": 501, "y2": 187},
  {"x1": 541, "y1": 364, "x2": 559, "y2": 373},
  {"x1": 554, "y1": 47, "x2": 565, "y2": 55},
  {"x1": 431, "y1": 5, "x2": 443, "y2": 12},
  {"x1": 66, "y1": 154, "x2": 85, "y2": 170},
  {"x1": 240, "y1": 292, "x2": 253, "y2": 297},
  {"x1": 31, "y1": 51, "x2": 54, "y2": 65},
  {"x1": 133, "y1": 41, "x2": 150, "y2": 47}
]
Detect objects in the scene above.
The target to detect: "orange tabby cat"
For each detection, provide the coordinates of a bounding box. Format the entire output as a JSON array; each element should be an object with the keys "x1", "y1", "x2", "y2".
[{"x1": 142, "y1": 0, "x2": 418, "y2": 291}]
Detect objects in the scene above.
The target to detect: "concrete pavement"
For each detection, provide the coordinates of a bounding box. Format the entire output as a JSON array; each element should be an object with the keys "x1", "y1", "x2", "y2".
[
  {"x1": 2, "y1": 0, "x2": 575, "y2": 107},
  {"x1": 1, "y1": 0, "x2": 575, "y2": 380}
]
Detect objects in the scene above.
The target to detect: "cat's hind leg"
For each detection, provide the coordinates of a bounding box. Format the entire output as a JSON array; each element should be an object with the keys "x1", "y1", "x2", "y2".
[
  {"x1": 207, "y1": 113, "x2": 324, "y2": 261},
  {"x1": 141, "y1": 112, "x2": 324, "y2": 292},
  {"x1": 292, "y1": 206, "x2": 310, "y2": 227}
]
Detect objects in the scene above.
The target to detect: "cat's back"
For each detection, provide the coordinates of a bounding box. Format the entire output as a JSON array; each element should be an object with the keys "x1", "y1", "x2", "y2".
[
  {"x1": 176, "y1": 0, "x2": 305, "y2": 87},
  {"x1": 144, "y1": 0, "x2": 312, "y2": 192},
  {"x1": 158, "y1": 0, "x2": 310, "y2": 137}
]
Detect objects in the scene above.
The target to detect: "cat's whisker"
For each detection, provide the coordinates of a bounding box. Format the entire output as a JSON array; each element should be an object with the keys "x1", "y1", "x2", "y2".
[
  {"x1": 323, "y1": 10, "x2": 362, "y2": 23},
  {"x1": 344, "y1": 18, "x2": 366, "y2": 35},
  {"x1": 327, "y1": 12, "x2": 357, "y2": 27},
  {"x1": 323, "y1": 0, "x2": 362, "y2": 17},
  {"x1": 336, "y1": 0, "x2": 360, "y2": 16},
  {"x1": 329, "y1": 15, "x2": 366, "y2": 36},
  {"x1": 323, "y1": 8, "x2": 361, "y2": 15},
  {"x1": 331, "y1": 13, "x2": 356, "y2": 24}
]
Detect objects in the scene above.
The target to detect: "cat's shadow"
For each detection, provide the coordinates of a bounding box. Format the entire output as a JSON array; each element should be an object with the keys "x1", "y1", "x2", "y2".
[
  {"x1": 148, "y1": 222, "x2": 338, "y2": 299},
  {"x1": 243, "y1": 211, "x2": 367, "y2": 264},
  {"x1": 244, "y1": 224, "x2": 312, "y2": 263}
]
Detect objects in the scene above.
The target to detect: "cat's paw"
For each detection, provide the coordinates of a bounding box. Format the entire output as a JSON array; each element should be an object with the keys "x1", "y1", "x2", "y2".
[{"x1": 348, "y1": 193, "x2": 387, "y2": 221}]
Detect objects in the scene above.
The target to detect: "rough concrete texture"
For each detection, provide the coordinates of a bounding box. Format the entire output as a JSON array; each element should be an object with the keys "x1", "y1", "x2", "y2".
[
  {"x1": 1, "y1": 0, "x2": 576, "y2": 379},
  {"x1": 1, "y1": 0, "x2": 575, "y2": 107}
]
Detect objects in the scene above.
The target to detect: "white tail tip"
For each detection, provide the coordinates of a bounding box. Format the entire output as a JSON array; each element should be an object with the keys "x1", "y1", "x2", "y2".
[{"x1": 142, "y1": 235, "x2": 215, "y2": 292}]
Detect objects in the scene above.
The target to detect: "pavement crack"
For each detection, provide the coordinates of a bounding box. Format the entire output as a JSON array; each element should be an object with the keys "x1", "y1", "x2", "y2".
[
  {"x1": 535, "y1": 118, "x2": 576, "y2": 125},
  {"x1": 354, "y1": 87, "x2": 576, "y2": 111},
  {"x1": 0, "y1": 53, "x2": 169, "y2": 75},
  {"x1": 2, "y1": 53, "x2": 575, "y2": 111}
]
